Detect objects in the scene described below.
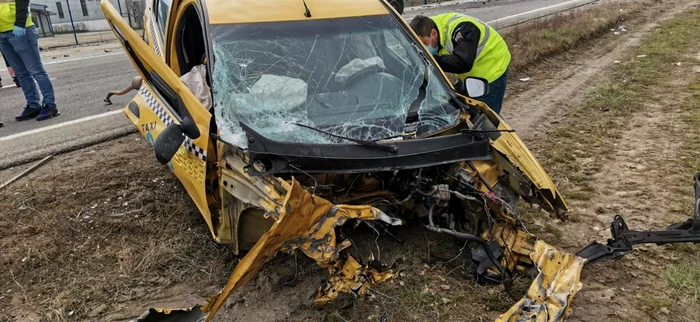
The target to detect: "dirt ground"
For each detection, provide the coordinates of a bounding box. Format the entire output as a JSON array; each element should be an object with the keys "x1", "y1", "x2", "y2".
[{"x1": 2, "y1": 0, "x2": 700, "y2": 321}]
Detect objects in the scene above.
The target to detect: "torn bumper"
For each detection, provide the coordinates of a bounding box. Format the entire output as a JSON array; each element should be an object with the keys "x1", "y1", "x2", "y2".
[{"x1": 131, "y1": 177, "x2": 401, "y2": 322}]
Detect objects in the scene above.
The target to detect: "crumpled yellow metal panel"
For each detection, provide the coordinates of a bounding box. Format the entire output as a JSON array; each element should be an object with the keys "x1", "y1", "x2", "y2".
[
  {"x1": 314, "y1": 255, "x2": 394, "y2": 306},
  {"x1": 496, "y1": 240, "x2": 586, "y2": 322},
  {"x1": 200, "y1": 177, "x2": 399, "y2": 321},
  {"x1": 484, "y1": 222, "x2": 537, "y2": 273}
]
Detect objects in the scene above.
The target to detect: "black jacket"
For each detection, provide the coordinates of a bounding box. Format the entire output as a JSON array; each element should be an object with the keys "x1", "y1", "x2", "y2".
[
  {"x1": 14, "y1": 0, "x2": 30, "y2": 28},
  {"x1": 433, "y1": 21, "x2": 481, "y2": 74}
]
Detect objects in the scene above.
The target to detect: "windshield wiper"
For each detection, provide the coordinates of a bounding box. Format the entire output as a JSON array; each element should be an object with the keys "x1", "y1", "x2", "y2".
[{"x1": 289, "y1": 122, "x2": 398, "y2": 153}]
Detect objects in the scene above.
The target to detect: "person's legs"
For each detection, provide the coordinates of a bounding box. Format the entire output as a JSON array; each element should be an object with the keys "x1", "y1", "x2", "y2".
[
  {"x1": 0, "y1": 50, "x2": 4, "y2": 87},
  {"x1": 479, "y1": 68, "x2": 509, "y2": 115},
  {"x1": 3, "y1": 27, "x2": 58, "y2": 120},
  {"x1": 0, "y1": 31, "x2": 42, "y2": 120},
  {"x1": 2, "y1": 53, "x2": 20, "y2": 87},
  {"x1": 4, "y1": 54, "x2": 19, "y2": 86},
  {"x1": 21, "y1": 27, "x2": 56, "y2": 108}
]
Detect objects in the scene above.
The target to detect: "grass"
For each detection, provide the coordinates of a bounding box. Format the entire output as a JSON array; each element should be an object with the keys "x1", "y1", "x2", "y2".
[
  {"x1": 523, "y1": 5, "x2": 700, "y2": 318},
  {"x1": 528, "y1": 9, "x2": 700, "y2": 205},
  {"x1": 502, "y1": 4, "x2": 634, "y2": 73},
  {"x1": 639, "y1": 296, "x2": 674, "y2": 314},
  {"x1": 665, "y1": 40, "x2": 700, "y2": 310},
  {"x1": 0, "y1": 138, "x2": 232, "y2": 321},
  {"x1": 666, "y1": 263, "x2": 700, "y2": 304}
]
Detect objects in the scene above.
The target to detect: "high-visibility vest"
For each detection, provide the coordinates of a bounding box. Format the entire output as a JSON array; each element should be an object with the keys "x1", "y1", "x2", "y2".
[
  {"x1": 431, "y1": 13, "x2": 510, "y2": 83},
  {"x1": 0, "y1": 0, "x2": 34, "y2": 33}
]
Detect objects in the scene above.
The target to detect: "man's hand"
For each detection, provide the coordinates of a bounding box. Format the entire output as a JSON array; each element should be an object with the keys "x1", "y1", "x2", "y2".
[{"x1": 12, "y1": 26, "x2": 26, "y2": 37}]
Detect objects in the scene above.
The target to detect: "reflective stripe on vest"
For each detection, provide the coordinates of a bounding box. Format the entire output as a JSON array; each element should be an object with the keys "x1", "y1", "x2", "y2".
[{"x1": 443, "y1": 14, "x2": 491, "y2": 58}]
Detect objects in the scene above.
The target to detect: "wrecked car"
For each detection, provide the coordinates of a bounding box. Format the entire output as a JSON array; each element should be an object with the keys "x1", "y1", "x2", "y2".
[{"x1": 100, "y1": 0, "x2": 700, "y2": 321}]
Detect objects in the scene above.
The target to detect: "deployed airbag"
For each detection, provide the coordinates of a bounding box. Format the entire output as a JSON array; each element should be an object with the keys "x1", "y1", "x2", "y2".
[{"x1": 334, "y1": 57, "x2": 385, "y2": 83}]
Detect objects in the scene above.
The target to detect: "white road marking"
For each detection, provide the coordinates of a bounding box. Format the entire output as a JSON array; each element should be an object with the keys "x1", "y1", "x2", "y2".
[
  {"x1": 0, "y1": 52, "x2": 124, "y2": 73},
  {"x1": 487, "y1": 0, "x2": 595, "y2": 25},
  {"x1": 0, "y1": 110, "x2": 123, "y2": 143},
  {"x1": 0, "y1": 0, "x2": 591, "y2": 141},
  {"x1": 0, "y1": 78, "x2": 57, "y2": 89}
]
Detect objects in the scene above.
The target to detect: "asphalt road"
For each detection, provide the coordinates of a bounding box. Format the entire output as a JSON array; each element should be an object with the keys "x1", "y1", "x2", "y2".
[
  {"x1": 403, "y1": 0, "x2": 586, "y2": 22},
  {"x1": 0, "y1": 53, "x2": 133, "y2": 135},
  {"x1": 0, "y1": 0, "x2": 594, "y2": 169}
]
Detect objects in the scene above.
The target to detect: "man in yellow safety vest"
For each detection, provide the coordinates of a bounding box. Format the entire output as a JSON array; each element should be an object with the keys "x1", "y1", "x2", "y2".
[
  {"x1": 0, "y1": 0, "x2": 59, "y2": 121},
  {"x1": 409, "y1": 13, "x2": 511, "y2": 114}
]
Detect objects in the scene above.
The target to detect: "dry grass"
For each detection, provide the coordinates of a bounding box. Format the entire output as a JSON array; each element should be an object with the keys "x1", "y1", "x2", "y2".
[
  {"x1": 529, "y1": 8, "x2": 700, "y2": 192},
  {"x1": 0, "y1": 138, "x2": 231, "y2": 321},
  {"x1": 664, "y1": 66, "x2": 700, "y2": 309},
  {"x1": 515, "y1": 7, "x2": 700, "y2": 319},
  {"x1": 502, "y1": 3, "x2": 634, "y2": 73}
]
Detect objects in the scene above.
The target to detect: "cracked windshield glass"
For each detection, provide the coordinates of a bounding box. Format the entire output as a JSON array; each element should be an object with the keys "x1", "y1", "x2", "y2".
[{"x1": 212, "y1": 14, "x2": 460, "y2": 148}]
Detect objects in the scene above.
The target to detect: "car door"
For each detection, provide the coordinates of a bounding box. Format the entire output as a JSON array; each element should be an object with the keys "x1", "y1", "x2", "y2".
[
  {"x1": 142, "y1": 0, "x2": 169, "y2": 60},
  {"x1": 101, "y1": 0, "x2": 217, "y2": 237}
]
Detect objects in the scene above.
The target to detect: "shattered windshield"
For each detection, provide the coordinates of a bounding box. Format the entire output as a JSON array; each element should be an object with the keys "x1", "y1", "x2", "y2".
[{"x1": 212, "y1": 14, "x2": 460, "y2": 148}]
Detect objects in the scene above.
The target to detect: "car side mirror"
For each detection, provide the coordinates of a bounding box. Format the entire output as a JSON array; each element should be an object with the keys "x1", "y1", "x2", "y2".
[
  {"x1": 154, "y1": 123, "x2": 186, "y2": 165},
  {"x1": 456, "y1": 77, "x2": 490, "y2": 99},
  {"x1": 465, "y1": 77, "x2": 489, "y2": 98},
  {"x1": 153, "y1": 116, "x2": 198, "y2": 165}
]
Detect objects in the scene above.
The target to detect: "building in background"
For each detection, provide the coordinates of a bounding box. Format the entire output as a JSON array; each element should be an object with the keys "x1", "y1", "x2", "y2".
[
  {"x1": 30, "y1": 3, "x2": 55, "y2": 37},
  {"x1": 31, "y1": 0, "x2": 144, "y2": 33}
]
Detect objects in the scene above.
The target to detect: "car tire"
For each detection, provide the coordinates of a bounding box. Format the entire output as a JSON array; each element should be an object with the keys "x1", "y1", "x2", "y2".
[{"x1": 389, "y1": 0, "x2": 404, "y2": 14}]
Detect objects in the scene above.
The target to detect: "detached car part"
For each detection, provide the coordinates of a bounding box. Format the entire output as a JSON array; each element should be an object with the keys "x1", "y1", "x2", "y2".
[{"x1": 578, "y1": 172, "x2": 700, "y2": 266}]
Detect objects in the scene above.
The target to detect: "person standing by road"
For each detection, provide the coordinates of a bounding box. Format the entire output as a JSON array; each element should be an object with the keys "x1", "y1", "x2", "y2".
[
  {"x1": 0, "y1": 0, "x2": 59, "y2": 121},
  {"x1": 409, "y1": 13, "x2": 511, "y2": 115}
]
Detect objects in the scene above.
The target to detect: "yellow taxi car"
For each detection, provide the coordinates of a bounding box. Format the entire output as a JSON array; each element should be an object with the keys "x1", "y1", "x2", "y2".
[{"x1": 100, "y1": 0, "x2": 580, "y2": 320}]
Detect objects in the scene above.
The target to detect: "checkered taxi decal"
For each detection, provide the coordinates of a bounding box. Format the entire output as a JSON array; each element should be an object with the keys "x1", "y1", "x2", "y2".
[
  {"x1": 149, "y1": 21, "x2": 162, "y2": 58},
  {"x1": 138, "y1": 85, "x2": 207, "y2": 162}
]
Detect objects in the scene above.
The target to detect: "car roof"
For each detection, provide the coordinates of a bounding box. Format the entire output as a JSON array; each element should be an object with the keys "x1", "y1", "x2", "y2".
[{"x1": 205, "y1": 0, "x2": 391, "y2": 25}]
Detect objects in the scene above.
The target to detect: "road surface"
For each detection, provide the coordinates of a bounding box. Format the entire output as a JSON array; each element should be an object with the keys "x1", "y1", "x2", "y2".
[{"x1": 0, "y1": 0, "x2": 595, "y2": 169}]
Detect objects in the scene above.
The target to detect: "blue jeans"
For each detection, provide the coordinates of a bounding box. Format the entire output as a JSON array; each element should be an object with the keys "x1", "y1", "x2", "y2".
[
  {"x1": 0, "y1": 26, "x2": 56, "y2": 108},
  {"x1": 480, "y1": 68, "x2": 509, "y2": 115}
]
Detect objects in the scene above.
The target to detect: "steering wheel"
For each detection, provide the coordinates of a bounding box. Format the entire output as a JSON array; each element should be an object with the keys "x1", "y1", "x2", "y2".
[{"x1": 340, "y1": 66, "x2": 390, "y2": 89}]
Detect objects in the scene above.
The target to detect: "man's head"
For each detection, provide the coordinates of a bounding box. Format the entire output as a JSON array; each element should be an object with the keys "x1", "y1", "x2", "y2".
[{"x1": 409, "y1": 15, "x2": 439, "y2": 54}]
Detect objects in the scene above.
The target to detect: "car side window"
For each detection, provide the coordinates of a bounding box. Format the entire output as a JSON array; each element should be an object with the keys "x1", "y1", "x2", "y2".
[{"x1": 155, "y1": 0, "x2": 172, "y2": 41}]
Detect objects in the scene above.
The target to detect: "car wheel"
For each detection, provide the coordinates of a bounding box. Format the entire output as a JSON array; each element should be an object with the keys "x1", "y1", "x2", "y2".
[{"x1": 389, "y1": 0, "x2": 404, "y2": 14}]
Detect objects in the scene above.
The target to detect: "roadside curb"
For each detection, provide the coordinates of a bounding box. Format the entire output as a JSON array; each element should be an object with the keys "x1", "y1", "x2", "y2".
[
  {"x1": 0, "y1": 125, "x2": 137, "y2": 171},
  {"x1": 40, "y1": 39, "x2": 118, "y2": 51}
]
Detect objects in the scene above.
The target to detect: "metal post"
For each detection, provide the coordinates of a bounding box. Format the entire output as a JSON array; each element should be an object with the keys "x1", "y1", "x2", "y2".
[
  {"x1": 126, "y1": 0, "x2": 133, "y2": 27},
  {"x1": 64, "y1": 0, "x2": 78, "y2": 45},
  {"x1": 38, "y1": 13, "x2": 46, "y2": 37},
  {"x1": 47, "y1": 13, "x2": 54, "y2": 37},
  {"x1": 116, "y1": 0, "x2": 123, "y2": 19}
]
